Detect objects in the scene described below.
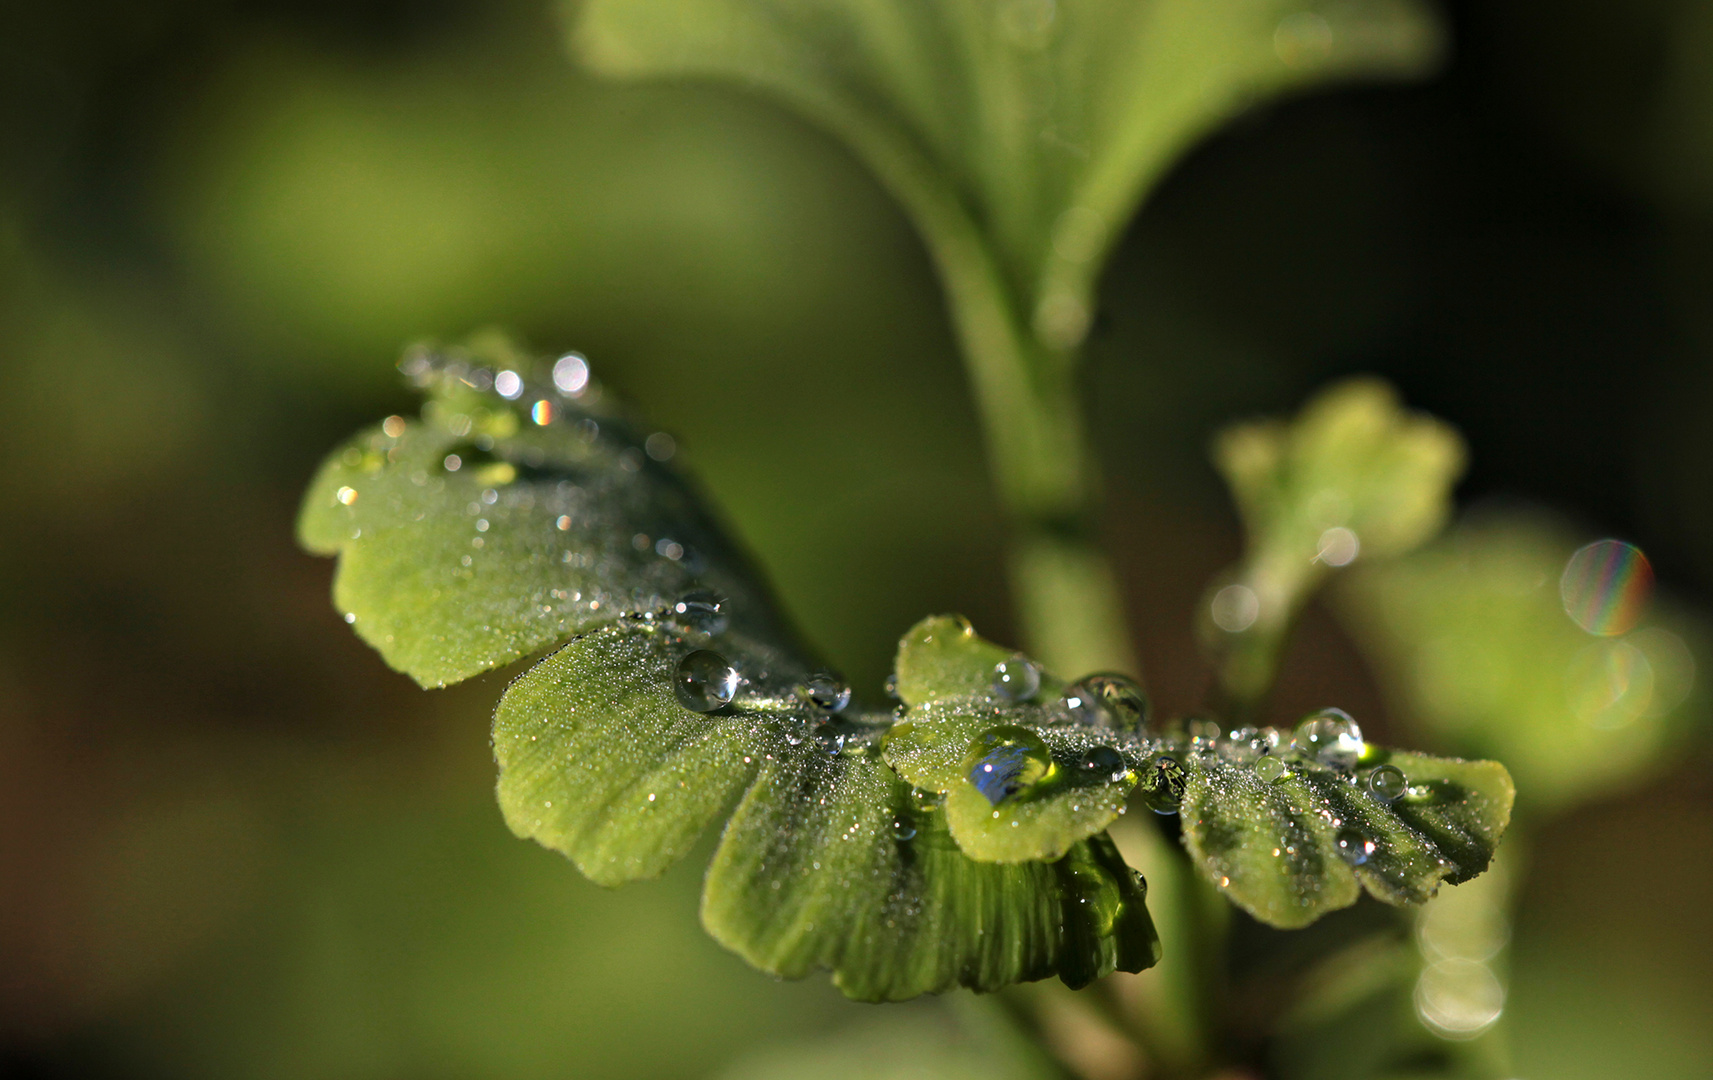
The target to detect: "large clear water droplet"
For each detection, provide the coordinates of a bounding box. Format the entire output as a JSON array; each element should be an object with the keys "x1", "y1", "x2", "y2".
[
  {"x1": 815, "y1": 727, "x2": 846, "y2": 756},
  {"x1": 1292, "y1": 708, "x2": 1365, "y2": 770},
  {"x1": 963, "y1": 725, "x2": 1055, "y2": 805},
  {"x1": 669, "y1": 590, "x2": 728, "y2": 635},
  {"x1": 1077, "y1": 745, "x2": 1129, "y2": 783},
  {"x1": 1139, "y1": 753, "x2": 1187, "y2": 814},
  {"x1": 802, "y1": 673, "x2": 851, "y2": 713},
  {"x1": 674, "y1": 649, "x2": 738, "y2": 712},
  {"x1": 1335, "y1": 828, "x2": 1376, "y2": 866},
  {"x1": 891, "y1": 817, "x2": 917, "y2": 842},
  {"x1": 992, "y1": 656, "x2": 1042, "y2": 702},
  {"x1": 1253, "y1": 755, "x2": 1287, "y2": 784},
  {"x1": 1062, "y1": 673, "x2": 1148, "y2": 730},
  {"x1": 1367, "y1": 764, "x2": 1408, "y2": 802}
]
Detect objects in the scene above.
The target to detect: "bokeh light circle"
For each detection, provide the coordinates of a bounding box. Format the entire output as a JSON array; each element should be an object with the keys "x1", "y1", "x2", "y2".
[{"x1": 1560, "y1": 539, "x2": 1653, "y2": 636}]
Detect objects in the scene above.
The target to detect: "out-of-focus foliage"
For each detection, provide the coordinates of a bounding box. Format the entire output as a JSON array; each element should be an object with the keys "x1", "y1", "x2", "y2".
[
  {"x1": 572, "y1": 0, "x2": 1443, "y2": 519},
  {"x1": 1339, "y1": 511, "x2": 1706, "y2": 813},
  {"x1": 1205, "y1": 378, "x2": 1466, "y2": 705}
]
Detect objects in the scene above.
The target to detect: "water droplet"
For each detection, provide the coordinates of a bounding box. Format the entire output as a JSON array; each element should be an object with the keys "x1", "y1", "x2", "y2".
[
  {"x1": 1561, "y1": 539, "x2": 1653, "y2": 636},
  {"x1": 1368, "y1": 764, "x2": 1408, "y2": 802},
  {"x1": 884, "y1": 672, "x2": 900, "y2": 699},
  {"x1": 1335, "y1": 828, "x2": 1375, "y2": 866},
  {"x1": 992, "y1": 656, "x2": 1041, "y2": 701},
  {"x1": 443, "y1": 453, "x2": 463, "y2": 472},
  {"x1": 530, "y1": 399, "x2": 554, "y2": 425},
  {"x1": 494, "y1": 370, "x2": 524, "y2": 399},
  {"x1": 382, "y1": 415, "x2": 407, "y2": 438},
  {"x1": 1077, "y1": 745, "x2": 1129, "y2": 783},
  {"x1": 814, "y1": 722, "x2": 845, "y2": 755},
  {"x1": 891, "y1": 818, "x2": 917, "y2": 842},
  {"x1": 963, "y1": 725, "x2": 1055, "y2": 806},
  {"x1": 669, "y1": 590, "x2": 728, "y2": 635},
  {"x1": 802, "y1": 674, "x2": 851, "y2": 713},
  {"x1": 552, "y1": 352, "x2": 590, "y2": 396},
  {"x1": 910, "y1": 788, "x2": 942, "y2": 813},
  {"x1": 1254, "y1": 755, "x2": 1287, "y2": 783},
  {"x1": 674, "y1": 650, "x2": 738, "y2": 712},
  {"x1": 1292, "y1": 708, "x2": 1365, "y2": 770},
  {"x1": 1062, "y1": 673, "x2": 1148, "y2": 730},
  {"x1": 335, "y1": 485, "x2": 358, "y2": 506},
  {"x1": 1139, "y1": 753, "x2": 1186, "y2": 814}
]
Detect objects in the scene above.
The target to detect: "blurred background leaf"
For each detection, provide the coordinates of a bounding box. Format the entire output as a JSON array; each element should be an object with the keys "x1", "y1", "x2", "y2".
[{"x1": 3, "y1": 0, "x2": 1713, "y2": 1078}]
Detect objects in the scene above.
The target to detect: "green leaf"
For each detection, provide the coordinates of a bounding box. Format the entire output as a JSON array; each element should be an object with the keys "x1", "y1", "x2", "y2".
[
  {"x1": 881, "y1": 616, "x2": 1512, "y2": 925},
  {"x1": 1180, "y1": 749, "x2": 1513, "y2": 928},
  {"x1": 571, "y1": 0, "x2": 1442, "y2": 357},
  {"x1": 570, "y1": 0, "x2": 1442, "y2": 521},
  {"x1": 892, "y1": 613, "x2": 1066, "y2": 706},
  {"x1": 1206, "y1": 377, "x2": 1467, "y2": 706},
  {"x1": 296, "y1": 336, "x2": 787, "y2": 687},
  {"x1": 492, "y1": 620, "x2": 1161, "y2": 999},
  {"x1": 1335, "y1": 511, "x2": 1707, "y2": 814}
]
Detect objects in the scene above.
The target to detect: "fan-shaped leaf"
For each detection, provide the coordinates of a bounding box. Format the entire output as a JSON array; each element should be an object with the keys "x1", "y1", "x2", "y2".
[
  {"x1": 492, "y1": 619, "x2": 1161, "y2": 999},
  {"x1": 573, "y1": 0, "x2": 1442, "y2": 356},
  {"x1": 297, "y1": 337, "x2": 785, "y2": 687},
  {"x1": 880, "y1": 617, "x2": 1513, "y2": 924}
]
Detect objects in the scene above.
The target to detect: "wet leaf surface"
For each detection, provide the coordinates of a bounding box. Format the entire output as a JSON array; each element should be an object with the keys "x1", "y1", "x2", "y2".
[
  {"x1": 883, "y1": 617, "x2": 1513, "y2": 922},
  {"x1": 494, "y1": 620, "x2": 1160, "y2": 999},
  {"x1": 298, "y1": 338, "x2": 785, "y2": 687}
]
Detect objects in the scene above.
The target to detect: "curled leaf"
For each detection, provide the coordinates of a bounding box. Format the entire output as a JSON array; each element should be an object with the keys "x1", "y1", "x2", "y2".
[{"x1": 883, "y1": 617, "x2": 1513, "y2": 925}]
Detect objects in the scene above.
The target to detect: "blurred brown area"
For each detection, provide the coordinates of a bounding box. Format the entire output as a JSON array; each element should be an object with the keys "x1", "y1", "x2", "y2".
[{"x1": 1, "y1": 0, "x2": 1711, "y2": 1077}]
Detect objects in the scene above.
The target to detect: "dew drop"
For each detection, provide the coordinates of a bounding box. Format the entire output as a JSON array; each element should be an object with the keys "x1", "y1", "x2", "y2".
[
  {"x1": 1335, "y1": 828, "x2": 1376, "y2": 866},
  {"x1": 891, "y1": 818, "x2": 917, "y2": 842},
  {"x1": 812, "y1": 722, "x2": 846, "y2": 755},
  {"x1": 674, "y1": 649, "x2": 738, "y2": 712},
  {"x1": 669, "y1": 590, "x2": 728, "y2": 635},
  {"x1": 1254, "y1": 755, "x2": 1287, "y2": 783},
  {"x1": 992, "y1": 656, "x2": 1041, "y2": 702},
  {"x1": 494, "y1": 370, "x2": 524, "y2": 399},
  {"x1": 1077, "y1": 745, "x2": 1129, "y2": 784},
  {"x1": 803, "y1": 673, "x2": 851, "y2": 713},
  {"x1": 963, "y1": 725, "x2": 1055, "y2": 806},
  {"x1": 1368, "y1": 763, "x2": 1408, "y2": 802},
  {"x1": 1062, "y1": 673, "x2": 1148, "y2": 730},
  {"x1": 884, "y1": 672, "x2": 900, "y2": 699},
  {"x1": 1291, "y1": 708, "x2": 1365, "y2": 770},
  {"x1": 1139, "y1": 753, "x2": 1187, "y2": 814}
]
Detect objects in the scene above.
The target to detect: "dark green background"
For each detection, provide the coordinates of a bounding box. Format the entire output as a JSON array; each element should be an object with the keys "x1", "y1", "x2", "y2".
[{"x1": 2, "y1": 0, "x2": 1710, "y2": 1077}]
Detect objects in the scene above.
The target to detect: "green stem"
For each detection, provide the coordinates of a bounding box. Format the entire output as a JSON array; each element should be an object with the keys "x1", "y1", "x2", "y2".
[
  {"x1": 824, "y1": 122, "x2": 1136, "y2": 679},
  {"x1": 906, "y1": 188, "x2": 1136, "y2": 679}
]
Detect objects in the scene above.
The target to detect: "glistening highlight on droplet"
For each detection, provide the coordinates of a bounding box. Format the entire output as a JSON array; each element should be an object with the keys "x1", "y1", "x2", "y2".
[
  {"x1": 964, "y1": 726, "x2": 1054, "y2": 805},
  {"x1": 673, "y1": 649, "x2": 738, "y2": 712},
  {"x1": 1560, "y1": 539, "x2": 1653, "y2": 636}
]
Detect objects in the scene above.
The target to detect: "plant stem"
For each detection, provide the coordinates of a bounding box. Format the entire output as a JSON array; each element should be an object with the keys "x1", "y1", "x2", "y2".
[{"x1": 904, "y1": 185, "x2": 1136, "y2": 680}]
